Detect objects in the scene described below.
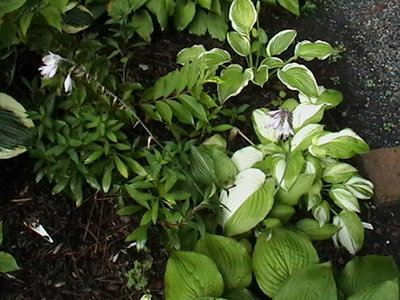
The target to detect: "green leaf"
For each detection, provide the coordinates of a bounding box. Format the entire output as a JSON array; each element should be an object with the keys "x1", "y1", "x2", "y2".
[
  {"x1": 231, "y1": 146, "x2": 264, "y2": 172},
  {"x1": 309, "y1": 128, "x2": 370, "y2": 159},
  {"x1": 227, "y1": 32, "x2": 251, "y2": 57},
  {"x1": 0, "y1": 251, "x2": 20, "y2": 273},
  {"x1": 195, "y1": 234, "x2": 252, "y2": 290},
  {"x1": 260, "y1": 57, "x2": 284, "y2": 69},
  {"x1": 0, "y1": 222, "x2": 2, "y2": 246},
  {"x1": 146, "y1": 0, "x2": 175, "y2": 30},
  {"x1": 102, "y1": 164, "x2": 113, "y2": 193},
  {"x1": 166, "y1": 100, "x2": 194, "y2": 125},
  {"x1": 190, "y1": 145, "x2": 217, "y2": 184},
  {"x1": 114, "y1": 155, "x2": 129, "y2": 178},
  {"x1": 178, "y1": 94, "x2": 208, "y2": 122},
  {"x1": 218, "y1": 64, "x2": 253, "y2": 103},
  {"x1": 332, "y1": 210, "x2": 364, "y2": 255},
  {"x1": 252, "y1": 65, "x2": 269, "y2": 87},
  {"x1": 338, "y1": 255, "x2": 400, "y2": 297},
  {"x1": 277, "y1": 0, "x2": 299, "y2": 16},
  {"x1": 296, "y1": 218, "x2": 340, "y2": 241},
  {"x1": 252, "y1": 227, "x2": 319, "y2": 297},
  {"x1": 19, "y1": 12, "x2": 34, "y2": 36},
  {"x1": 316, "y1": 89, "x2": 343, "y2": 108},
  {"x1": 268, "y1": 203, "x2": 295, "y2": 223},
  {"x1": 155, "y1": 101, "x2": 173, "y2": 124},
  {"x1": 40, "y1": 7, "x2": 63, "y2": 30},
  {"x1": 165, "y1": 251, "x2": 224, "y2": 300},
  {"x1": 220, "y1": 169, "x2": 275, "y2": 236},
  {"x1": 125, "y1": 225, "x2": 149, "y2": 249},
  {"x1": 211, "y1": 148, "x2": 238, "y2": 185},
  {"x1": 202, "y1": 48, "x2": 231, "y2": 68},
  {"x1": 347, "y1": 279, "x2": 399, "y2": 300},
  {"x1": 125, "y1": 185, "x2": 155, "y2": 209},
  {"x1": 0, "y1": 0, "x2": 27, "y2": 14},
  {"x1": 223, "y1": 288, "x2": 259, "y2": 300},
  {"x1": 173, "y1": 0, "x2": 196, "y2": 31},
  {"x1": 197, "y1": 0, "x2": 212, "y2": 10},
  {"x1": 274, "y1": 263, "x2": 337, "y2": 300},
  {"x1": 177, "y1": 45, "x2": 206, "y2": 65},
  {"x1": 122, "y1": 156, "x2": 147, "y2": 176},
  {"x1": 277, "y1": 63, "x2": 320, "y2": 98},
  {"x1": 207, "y1": 12, "x2": 228, "y2": 41},
  {"x1": 131, "y1": 9, "x2": 154, "y2": 42},
  {"x1": 281, "y1": 150, "x2": 304, "y2": 191},
  {"x1": 295, "y1": 40, "x2": 334, "y2": 61},
  {"x1": 189, "y1": 9, "x2": 208, "y2": 36},
  {"x1": 277, "y1": 174, "x2": 315, "y2": 205},
  {"x1": 229, "y1": 0, "x2": 257, "y2": 35},
  {"x1": 116, "y1": 205, "x2": 143, "y2": 216},
  {"x1": 266, "y1": 29, "x2": 297, "y2": 56}
]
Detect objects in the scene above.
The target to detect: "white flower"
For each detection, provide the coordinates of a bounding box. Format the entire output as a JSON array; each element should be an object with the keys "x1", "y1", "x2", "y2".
[
  {"x1": 64, "y1": 73, "x2": 73, "y2": 94},
  {"x1": 38, "y1": 52, "x2": 62, "y2": 79},
  {"x1": 266, "y1": 108, "x2": 294, "y2": 140}
]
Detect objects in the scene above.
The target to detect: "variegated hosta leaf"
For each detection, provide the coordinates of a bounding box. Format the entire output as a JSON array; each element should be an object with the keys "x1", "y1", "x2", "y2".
[
  {"x1": 231, "y1": 146, "x2": 264, "y2": 172},
  {"x1": 303, "y1": 180, "x2": 323, "y2": 211},
  {"x1": 220, "y1": 169, "x2": 275, "y2": 236},
  {"x1": 277, "y1": 173, "x2": 315, "y2": 205},
  {"x1": 294, "y1": 40, "x2": 335, "y2": 61},
  {"x1": 344, "y1": 176, "x2": 374, "y2": 199},
  {"x1": 195, "y1": 234, "x2": 252, "y2": 291},
  {"x1": 202, "y1": 134, "x2": 227, "y2": 149},
  {"x1": 201, "y1": 48, "x2": 232, "y2": 68},
  {"x1": 291, "y1": 124, "x2": 324, "y2": 152},
  {"x1": 277, "y1": 63, "x2": 320, "y2": 98},
  {"x1": 259, "y1": 57, "x2": 284, "y2": 69},
  {"x1": 296, "y1": 218, "x2": 340, "y2": 241},
  {"x1": 329, "y1": 184, "x2": 360, "y2": 212},
  {"x1": 298, "y1": 85, "x2": 326, "y2": 104},
  {"x1": 332, "y1": 210, "x2": 364, "y2": 254},
  {"x1": 312, "y1": 200, "x2": 331, "y2": 226},
  {"x1": 347, "y1": 279, "x2": 399, "y2": 300},
  {"x1": 164, "y1": 251, "x2": 224, "y2": 300},
  {"x1": 252, "y1": 108, "x2": 278, "y2": 144},
  {"x1": 316, "y1": 89, "x2": 343, "y2": 108},
  {"x1": 292, "y1": 103, "x2": 325, "y2": 129},
  {"x1": 274, "y1": 263, "x2": 337, "y2": 300},
  {"x1": 308, "y1": 128, "x2": 370, "y2": 159},
  {"x1": 268, "y1": 203, "x2": 296, "y2": 223},
  {"x1": 229, "y1": 0, "x2": 257, "y2": 36},
  {"x1": 338, "y1": 255, "x2": 400, "y2": 298},
  {"x1": 323, "y1": 162, "x2": 358, "y2": 183},
  {"x1": 227, "y1": 31, "x2": 251, "y2": 57},
  {"x1": 217, "y1": 64, "x2": 253, "y2": 103},
  {"x1": 272, "y1": 151, "x2": 304, "y2": 191},
  {"x1": 252, "y1": 65, "x2": 269, "y2": 87},
  {"x1": 266, "y1": 29, "x2": 297, "y2": 57},
  {"x1": 176, "y1": 44, "x2": 206, "y2": 65},
  {"x1": 252, "y1": 227, "x2": 319, "y2": 297}
]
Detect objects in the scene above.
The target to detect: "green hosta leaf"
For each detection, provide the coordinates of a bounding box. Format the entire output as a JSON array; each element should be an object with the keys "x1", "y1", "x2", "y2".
[
  {"x1": 309, "y1": 129, "x2": 370, "y2": 159},
  {"x1": 274, "y1": 263, "x2": 337, "y2": 300},
  {"x1": 217, "y1": 64, "x2": 253, "y2": 103},
  {"x1": 190, "y1": 145, "x2": 217, "y2": 184},
  {"x1": 277, "y1": 173, "x2": 314, "y2": 205},
  {"x1": 252, "y1": 227, "x2": 319, "y2": 297},
  {"x1": 329, "y1": 184, "x2": 360, "y2": 212},
  {"x1": 252, "y1": 65, "x2": 269, "y2": 87},
  {"x1": 347, "y1": 279, "x2": 399, "y2": 300},
  {"x1": 131, "y1": 9, "x2": 154, "y2": 42},
  {"x1": 295, "y1": 40, "x2": 335, "y2": 61},
  {"x1": 231, "y1": 146, "x2": 264, "y2": 172},
  {"x1": 277, "y1": 0, "x2": 299, "y2": 16},
  {"x1": 323, "y1": 162, "x2": 357, "y2": 183},
  {"x1": 211, "y1": 148, "x2": 238, "y2": 186},
  {"x1": 292, "y1": 103, "x2": 325, "y2": 129},
  {"x1": 268, "y1": 203, "x2": 296, "y2": 223},
  {"x1": 173, "y1": 0, "x2": 196, "y2": 31},
  {"x1": 177, "y1": 45, "x2": 206, "y2": 65},
  {"x1": 278, "y1": 63, "x2": 319, "y2": 98},
  {"x1": 220, "y1": 169, "x2": 275, "y2": 236},
  {"x1": 332, "y1": 210, "x2": 364, "y2": 254},
  {"x1": 227, "y1": 32, "x2": 251, "y2": 57},
  {"x1": 229, "y1": 0, "x2": 257, "y2": 35},
  {"x1": 316, "y1": 89, "x2": 343, "y2": 108},
  {"x1": 252, "y1": 108, "x2": 278, "y2": 144},
  {"x1": 266, "y1": 29, "x2": 297, "y2": 57},
  {"x1": 296, "y1": 218, "x2": 340, "y2": 241},
  {"x1": 202, "y1": 134, "x2": 227, "y2": 149},
  {"x1": 281, "y1": 151, "x2": 304, "y2": 190},
  {"x1": 0, "y1": 0, "x2": 27, "y2": 14},
  {"x1": 165, "y1": 251, "x2": 224, "y2": 300},
  {"x1": 223, "y1": 288, "x2": 259, "y2": 300},
  {"x1": 146, "y1": 0, "x2": 175, "y2": 30},
  {"x1": 291, "y1": 124, "x2": 324, "y2": 152},
  {"x1": 0, "y1": 251, "x2": 20, "y2": 273},
  {"x1": 196, "y1": 298, "x2": 227, "y2": 300},
  {"x1": 338, "y1": 255, "x2": 400, "y2": 297},
  {"x1": 344, "y1": 176, "x2": 374, "y2": 199},
  {"x1": 202, "y1": 48, "x2": 231, "y2": 68},
  {"x1": 195, "y1": 234, "x2": 252, "y2": 291},
  {"x1": 260, "y1": 57, "x2": 284, "y2": 69}
]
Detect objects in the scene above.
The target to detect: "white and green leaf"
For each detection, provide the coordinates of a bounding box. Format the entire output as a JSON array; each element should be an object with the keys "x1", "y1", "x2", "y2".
[
  {"x1": 227, "y1": 32, "x2": 251, "y2": 57},
  {"x1": 294, "y1": 40, "x2": 335, "y2": 61},
  {"x1": 217, "y1": 64, "x2": 253, "y2": 103},
  {"x1": 266, "y1": 29, "x2": 297, "y2": 57},
  {"x1": 229, "y1": 0, "x2": 257, "y2": 35},
  {"x1": 231, "y1": 146, "x2": 264, "y2": 172},
  {"x1": 291, "y1": 124, "x2": 324, "y2": 152},
  {"x1": 292, "y1": 103, "x2": 325, "y2": 129},
  {"x1": 332, "y1": 210, "x2": 364, "y2": 255}
]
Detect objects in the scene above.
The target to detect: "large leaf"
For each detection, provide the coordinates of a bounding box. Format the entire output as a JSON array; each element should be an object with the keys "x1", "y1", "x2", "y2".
[
  {"x1": 0, "y1": 0, "x2": 27, "y2": 15},
  {"x1": 338, "y1": 255, "x2": 400, "y2": 297},
  {"x1": 266, "y1": 29, "x2": 297, "y2": 57},
  {"x1": 347, "y1": 279, "x2": 399, "y2": 300},
  {"x1": 277, "y1": 63, "x2": 319, "y2": 98},
  {"x1": 309, "y1": 128, "x2": 370, "y2": 159},
  {"x1": 274, "y1": 263, "x2": 337, "y2": 300},
  {"x1": 294, "y1": 40, "x2": 334, "y2": 61},
  {"x1": 292, "y1": 103, "x2": 325, "y2": 129},
  {"x1": 190, "y1": 145, "x2": 217, "y2": 185},
  {"x1": 195, "y1": 234, "x2": 252, "y2": 291},
  {"x1": 229, "y1": 0, "x2": 257, "y2": 35},
  {"x1": 220, "y1": 169, "x2": 275, "y2": 236},
  {"x1": 332, "y1": 210, "x2": 364, "y2": 254},
  {"x1": 0, "y1": 251, "x2": 20, "y2": 273},
  {"x1": 252, "y1": 108, "x2": 278, "y2": 144},
  {"x1": 231, "y1": 146, "x2": 264, "y2": 172},
  {"x1": 217, "y1": 64, "x2": 253, "y2": 103},
  {"x1": 165, "y1": 251, "x2": 224, "y2": 300},
  {"x1": 252, "y1": 227, "x2": 319, "y2": 297}
]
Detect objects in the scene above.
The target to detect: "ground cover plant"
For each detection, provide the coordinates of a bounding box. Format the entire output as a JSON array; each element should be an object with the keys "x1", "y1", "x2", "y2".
[{"x1": 0, "y1": 0, "x2": 398, "y2": 299}]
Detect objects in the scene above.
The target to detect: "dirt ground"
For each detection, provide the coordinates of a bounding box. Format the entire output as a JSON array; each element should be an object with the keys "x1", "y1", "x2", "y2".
[{"x1": 1, "y1": 2, "x2": 399, "y2": 299}]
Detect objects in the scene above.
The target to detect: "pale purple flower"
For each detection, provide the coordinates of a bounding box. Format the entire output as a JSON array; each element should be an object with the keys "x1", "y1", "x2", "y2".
[
  {"x1": 64, "y1": 73, "x2": 73, "y2": 94},
  {"x1": 38, "y1": 52, "x2": 62, "y2": 79},
  {"x1": 266, "y1": 108, "x2": 294, "y2": 140}
]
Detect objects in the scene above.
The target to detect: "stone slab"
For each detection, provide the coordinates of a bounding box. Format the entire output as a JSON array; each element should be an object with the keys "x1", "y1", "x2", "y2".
[{"x1": 360, "y1": 146, "x2": 400, "y2": 206}]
